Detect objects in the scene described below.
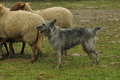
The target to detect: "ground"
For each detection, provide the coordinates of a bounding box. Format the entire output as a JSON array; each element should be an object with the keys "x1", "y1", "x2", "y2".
[{"x1": 71, "y1": 9, "x2": 120, "y2": 27}]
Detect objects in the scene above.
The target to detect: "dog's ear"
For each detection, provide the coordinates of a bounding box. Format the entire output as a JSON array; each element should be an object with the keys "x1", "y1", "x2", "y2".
[{"x1": 51, "y1": 19, "x2": 56, "y2": 26}]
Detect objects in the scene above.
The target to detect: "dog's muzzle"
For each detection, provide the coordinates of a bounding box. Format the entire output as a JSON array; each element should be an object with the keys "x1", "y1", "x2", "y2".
[
  {"x1": 36, "y1": 26, "x2": 40, "y2": 29},
  {"x1": 39, "y1": 30, "x2": 44, "y2": 33},
  {"x1": 36, "y1": 26, "x2": 44, "y2": 33},
  {"x1": 39, "y1": 30, "x2": 42, "y2": 33}
]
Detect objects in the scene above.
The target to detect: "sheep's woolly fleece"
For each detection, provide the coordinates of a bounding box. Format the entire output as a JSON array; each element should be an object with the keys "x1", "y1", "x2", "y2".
[
  {"x1": 0, "y1": 4, "x2": 44, "y2": 45},
  {"x1": 11, "y1": 2, "x2": 73, "y2": 28}
]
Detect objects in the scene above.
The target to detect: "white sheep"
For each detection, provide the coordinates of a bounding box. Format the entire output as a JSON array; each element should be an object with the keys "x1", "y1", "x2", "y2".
[
  {"x1": 0, "y1": 4, "x2": 44, "y2": 62},
  {"x1": 10, "y1": 2, "x2": 73, "y2": 28}
]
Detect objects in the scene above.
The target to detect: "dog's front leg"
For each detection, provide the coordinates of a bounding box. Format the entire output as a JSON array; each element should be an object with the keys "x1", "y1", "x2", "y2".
[{"x1": 55, "y1": 50, "x2": 62, "y2": 69}]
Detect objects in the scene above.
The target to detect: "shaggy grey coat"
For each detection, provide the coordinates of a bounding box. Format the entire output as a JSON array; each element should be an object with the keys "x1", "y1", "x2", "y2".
[{"x1": 37, "y1": 19, "x2": 101, "y2": 68}]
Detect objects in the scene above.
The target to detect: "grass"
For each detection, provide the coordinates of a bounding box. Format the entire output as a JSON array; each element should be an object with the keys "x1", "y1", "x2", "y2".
[{"x1": 0, "y1": 0, "x2": 120, "y2": 80}]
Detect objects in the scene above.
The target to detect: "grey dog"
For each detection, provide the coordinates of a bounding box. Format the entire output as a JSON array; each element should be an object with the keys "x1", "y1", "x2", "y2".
[{"x1": 36, "y1": 19, "x2": 101, "y2": 69}]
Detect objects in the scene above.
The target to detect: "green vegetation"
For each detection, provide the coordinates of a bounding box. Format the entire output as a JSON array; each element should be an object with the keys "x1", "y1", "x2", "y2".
[
  {"x1": 0, "y1": 1, "x2": 120, "y2": 80},
  {"x1": 1, "y1": 0, "x2": 120, "y2": 10}
]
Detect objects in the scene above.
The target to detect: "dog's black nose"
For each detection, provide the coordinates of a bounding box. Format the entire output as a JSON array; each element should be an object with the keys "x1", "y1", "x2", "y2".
[{"x1": 36, "y1": 26, "x2": 39, "y2": 29}]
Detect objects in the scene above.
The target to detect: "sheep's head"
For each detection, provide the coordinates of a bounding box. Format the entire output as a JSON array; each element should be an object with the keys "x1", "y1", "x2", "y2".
[
  {"x1": 0, "y1": 4, "x2": 4, "y2": 10},
  {"x1": 10, "y1": 2, "x2": 25, "y2": 11},
  {"x1": 0, "y1": 4, "x2": 5, "y2": 14},
  {"x1": 10, "y1": 2, "x2": 31, "y2": 11}
]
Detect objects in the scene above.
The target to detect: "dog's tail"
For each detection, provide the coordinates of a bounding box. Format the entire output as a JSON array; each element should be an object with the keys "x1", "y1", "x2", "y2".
[{"x1": 92, "y1": 27, "x2": 101, "y2": 35}]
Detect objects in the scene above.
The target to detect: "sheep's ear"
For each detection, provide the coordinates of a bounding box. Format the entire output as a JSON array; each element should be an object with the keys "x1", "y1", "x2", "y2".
[
  {"x1": 2, "y1": 3, "x2": 4, "y2": 5},
  {"x1": 20, "y1": 3, "x2": 25, "y2": 7},
  {"x1": 26, "y1": 2, "x2": 31, "y2": 5},
  {"x1": 0, "y1": 3, "x2": 4, "y2": 11},
  {"x1": 0, "y1": 4, "x2": 3, "y2": 12},
  {"x1": 0, "y1": 3, "x2": 4, "y2": 6}
]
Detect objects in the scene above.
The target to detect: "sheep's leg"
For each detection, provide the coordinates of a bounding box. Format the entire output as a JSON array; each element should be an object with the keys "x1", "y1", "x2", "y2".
[
  {"x1": 12, "y1": 38, "x2": 24, "y2": 54},
  {"x1": 35, "y1": 50, "x2": 40, "y2": 61},
  {"x1": 0, "y1": 44, "x2": 3, "y2": 59},
  {"x1": 55, "y1": 50, "x2": 62, "y2": 69},
  {"x1": 3, "y1": 43, "x2": 9, "y2": 56},
  {"x1": 11, "y1": 42, "x2": 15, "y2": 54},
  {"x1": 8, "y1": 42, "x2": 14, "y2": 58},
  {"x1": 20, "y1": 42, "x2": 26, "y2": 54},
  {"x1": 38, "y1": 34, "x2": 43, "y2": 56},
  {"x1": 35, "y1": 33, "x2": 43, "y2": 58},
  {"x1": 0, "y1": 39, "x2": 7, "y2": 59},
  {"x1": 35, "y1": 44, "x2": 42, "y2": 60},
  {"x1": 35, "y1": 42, "x2": 42, "y2": 61},
  {"x1": 31, "y1": 45, "x2": 36, "y2": 63},
  {"x1": 33, "y1": 45, "x2": 40, "y2": 61}
]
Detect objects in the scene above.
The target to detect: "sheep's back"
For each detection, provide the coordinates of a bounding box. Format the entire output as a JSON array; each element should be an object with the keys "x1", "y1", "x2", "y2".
[
  {"x1": 32, "y1": 7, "x2": 73, "y2": 28},
  {"x1": 4, "y1": 11, "x2": 44, "y2": 44}
]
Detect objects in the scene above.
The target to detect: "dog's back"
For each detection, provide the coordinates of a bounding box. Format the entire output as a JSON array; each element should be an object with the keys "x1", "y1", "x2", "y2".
[{"x1": 51, "y1": 27, "x2": 101, "y2": 51}]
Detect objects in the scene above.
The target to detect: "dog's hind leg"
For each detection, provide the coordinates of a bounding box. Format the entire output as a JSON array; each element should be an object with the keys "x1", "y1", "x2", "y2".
[
  {"x1": 87, "y1": 52, "x2": 95, "y2": 66},
  {"x1": 82, "y1": 43, "x2": 95, "y2": 66},
  {"x1": 93, "y1": 51, "x2": 100, "y2": 65},
  {"x1": 55, "y1": 50, "x2": 62, "y2": 69}
]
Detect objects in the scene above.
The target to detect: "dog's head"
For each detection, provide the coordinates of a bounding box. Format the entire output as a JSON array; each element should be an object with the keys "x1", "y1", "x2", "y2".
[{"x1": 37, "y1": 19, "x2": 56, "y2": 36}]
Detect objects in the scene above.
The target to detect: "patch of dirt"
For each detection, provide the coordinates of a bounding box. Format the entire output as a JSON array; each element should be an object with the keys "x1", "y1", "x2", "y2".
[{"x1": 70, "y1": 9, "x2": 120, "y2": 26}]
